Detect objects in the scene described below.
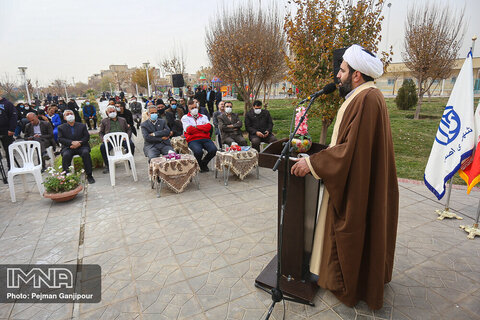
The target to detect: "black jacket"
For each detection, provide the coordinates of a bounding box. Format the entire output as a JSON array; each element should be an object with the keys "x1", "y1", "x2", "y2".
[
  {"x1": 245, "y1": 109, "x2": 274, "y2": 136},
  {"x1": 118, "y1": 109, "x2": 137, "y2": 136},
  {"x1": 0, "y1": 98, "x2": 17, "y2": 135},
  {"x1": 57, "y1": 122, "x2": 90, "y2": 151}
]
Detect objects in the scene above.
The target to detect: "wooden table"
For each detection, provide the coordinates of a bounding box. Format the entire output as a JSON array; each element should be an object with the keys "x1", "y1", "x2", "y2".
[{"x1": 149, "y1": 154, "x2": 199, "y2": 197}]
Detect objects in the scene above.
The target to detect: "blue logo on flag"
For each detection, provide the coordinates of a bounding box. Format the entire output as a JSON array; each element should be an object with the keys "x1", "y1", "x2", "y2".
[{"x1": 435, "y1": 106, "x2": 461, "y2": 145}]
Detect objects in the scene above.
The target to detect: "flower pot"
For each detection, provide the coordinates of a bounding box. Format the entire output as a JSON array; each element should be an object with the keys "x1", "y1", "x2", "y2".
[
  {"x1": 44, "y1": 185, "x2": 83, "y2": 202},
  {"x1": 291, "y1": 135, "x2": 312, "y2": 153}
]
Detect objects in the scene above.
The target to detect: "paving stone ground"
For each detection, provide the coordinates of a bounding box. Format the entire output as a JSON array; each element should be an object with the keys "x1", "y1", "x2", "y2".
[{"x1": 0, "y1": 133, "x2": 479, "y2": 320}]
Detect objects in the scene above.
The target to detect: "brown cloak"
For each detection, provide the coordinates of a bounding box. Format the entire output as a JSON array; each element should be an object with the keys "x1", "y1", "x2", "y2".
[{"x1": 307, "y1": 85, "x2": 399, "y2": 310}]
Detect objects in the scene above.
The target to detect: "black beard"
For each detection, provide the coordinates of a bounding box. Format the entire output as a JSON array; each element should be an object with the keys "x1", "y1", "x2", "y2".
[{"x1": 338, "y1": 74, "x2": 353, "y2": 98}]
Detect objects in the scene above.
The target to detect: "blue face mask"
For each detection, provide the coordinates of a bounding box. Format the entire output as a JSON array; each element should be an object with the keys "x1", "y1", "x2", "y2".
[
  {"x1": 171, "y1": 104, "x2": 177, "y2": 109},
  {"x1": 150, "y1": 113, "x2": 158, "y2": 121},
  {"x1": 86, "y1": 102, "x2": 90, "y2": 106}
]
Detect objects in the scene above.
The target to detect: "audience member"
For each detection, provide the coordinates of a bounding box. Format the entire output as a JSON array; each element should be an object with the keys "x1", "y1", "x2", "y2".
[
  {"x1": 24, "y1": 113, "x2": 55, "y2": 170},
  {"x1": 46, "y1": 105, "x2": 62, "y2": 141},
  {"x1": 82, "y1": 101, "x2": 97, "y2": 130},
  {"x1": 181, "y1": 100, "x2": 217, "y2": 172},
  {"x1": 218, "y1": 102, "x2": 247, "y2": 146},
  {"x1": 57, "y1": 110, "x2": 95, "y2": 183},
  {"x1": 99, "y1": 106, "x2": 135, "y2": 174},
  {"x1": 212, "y1": 101, "x2": 225, "y2": 146},
  {"x1": 116, "y1": 101, "x2": 136, "y2": 136},
  {"x1": 0, "y1": 94, "x2": 17, "y2": 169},
  {"x1": 165, "y1": 99, "x2": 184, "y2": 137},
  {"x1": 206, "y1": 86, "x2": 215, "y2": 116},
  {"x1": 141, "y1": 105, "x2": 174, "y2": 161},
  {"x1": 129, "y1": 96, "x2": 143, "y2": 129},
  {"x1": 245, "y1": 100, "x2": 277, "y2": 152}
]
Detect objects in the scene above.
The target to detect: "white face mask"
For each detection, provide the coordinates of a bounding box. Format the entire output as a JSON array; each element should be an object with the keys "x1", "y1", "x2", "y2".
[
  {"x1": 190, "y1": 108, "x2": 199, "y2": 116},
  {"x1": 254, "y1": 108, "x2": 262, "y2": 115},
  {"x1": 115, "y1": 107, "x2": 121, "y2": 112},
  {"x1": 225, "y1": 107, "x2": 232, "y2": 114},
  {"x1": 65, "y1": 114, "x2": 75, "y2": 123},
  {"x1": 108, "y1": 112, "x2": 117, "y2": 119}
]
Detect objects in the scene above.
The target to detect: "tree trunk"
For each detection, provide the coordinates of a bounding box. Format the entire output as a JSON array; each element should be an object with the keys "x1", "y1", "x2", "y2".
[
  {"x1": 319, "y1": 119, "x2": 330, "y2": 145},
  {"x1": 414, "y1": 94, "x2": 424, "y2": 120}
]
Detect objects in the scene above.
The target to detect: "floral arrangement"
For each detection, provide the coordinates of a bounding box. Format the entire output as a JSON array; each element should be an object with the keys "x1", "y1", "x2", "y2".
[
  {"x1": 43, "y1": 166, "x2": 83, "y2": 193},
  {"x1": 291, "y1": 106, "x2": 312, "y2": 153},
  {"x1": 295, "y1": 106, "x2": 309, "y2": 136}
]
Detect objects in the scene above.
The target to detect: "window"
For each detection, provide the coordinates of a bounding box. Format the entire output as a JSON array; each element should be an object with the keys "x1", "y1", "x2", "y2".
[
  {"x1": 387, "y1": 79, "x2": 395, "y2": 85},
  {"x1": 451, "y1": 77, "x2": 457, "y2": 84}
]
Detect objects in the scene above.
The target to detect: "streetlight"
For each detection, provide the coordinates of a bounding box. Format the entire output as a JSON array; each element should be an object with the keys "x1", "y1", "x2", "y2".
[
  {"x1": 18, "y1": 67, "x2": 31, "y2": 104},
  {"x1": 63, "y1": 80, "x2": 69, "y2": 101},
  {"x1": 385, "y1": 3, "x2": 392, "y2": 53},
  {"x1": 143, "y1": 62, "x2": 151, "y2": 97}
]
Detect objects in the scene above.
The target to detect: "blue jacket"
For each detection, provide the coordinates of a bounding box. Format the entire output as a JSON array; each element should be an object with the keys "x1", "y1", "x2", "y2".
[{"x1": 83, "y1": 105, "x2": 96, "y2": 118}]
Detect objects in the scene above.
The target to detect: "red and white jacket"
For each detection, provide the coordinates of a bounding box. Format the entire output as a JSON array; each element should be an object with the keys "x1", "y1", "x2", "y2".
[{"x1": 181, "y1": 113, "x2": 212, "y2": 142}]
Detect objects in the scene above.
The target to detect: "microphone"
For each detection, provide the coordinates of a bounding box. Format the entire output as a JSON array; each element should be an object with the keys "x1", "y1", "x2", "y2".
[
  {"x1": 309, "y1": 82, "x2": 337, "y2": 99},
  {"x1": 298, "y1": 83, "x2": 337, "y2": 104}
]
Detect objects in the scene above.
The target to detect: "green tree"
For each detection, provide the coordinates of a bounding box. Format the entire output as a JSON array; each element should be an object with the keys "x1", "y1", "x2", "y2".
[
  {"x1": 285, "y1": 0, "x2": 391, "y2": 143},
  {"x1": 395, "y1": 79, "x2": 418, "y2": 110}
]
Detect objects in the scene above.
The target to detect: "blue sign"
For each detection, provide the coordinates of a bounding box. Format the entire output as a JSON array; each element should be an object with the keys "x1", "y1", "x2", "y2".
[{"x1": 435, "y1": 106, "x2": 461, "y2": 146}]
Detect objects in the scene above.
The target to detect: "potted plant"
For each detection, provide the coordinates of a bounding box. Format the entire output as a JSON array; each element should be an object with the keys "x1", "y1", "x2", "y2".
[
  {"x1": 291, "y1": 106, "x2": 312, "y2": 153},
  {"x1": 43, "y1": 166, "x2": 84, "y2": 202}
]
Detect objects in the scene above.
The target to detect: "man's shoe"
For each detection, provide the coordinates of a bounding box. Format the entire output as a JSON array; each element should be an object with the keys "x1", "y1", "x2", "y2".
[
  {"x1": 103, "y1": 168, "x2": 109, "y2": 174},
  {"x1": 200, "y1": 164, "x2": 210, "y2": 173},
  {"x1": 87, "y1": 176, "x2": 95, "y2": 184}
]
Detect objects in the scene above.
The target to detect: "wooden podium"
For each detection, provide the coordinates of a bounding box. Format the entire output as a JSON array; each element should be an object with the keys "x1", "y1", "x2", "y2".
[{"x1": 255, "y1": 139, "x2": 327, "y2": 304}]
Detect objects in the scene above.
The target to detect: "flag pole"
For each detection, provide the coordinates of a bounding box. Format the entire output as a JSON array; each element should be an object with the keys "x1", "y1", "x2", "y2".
[
  {"x1": 436, "y1": 179, "x2": 463, "y2": 220},
  {"x1": 460, "y1": 198, "x2": 480, "y2": 239},
  {"x1": 459, "y1": 35, "x2": 480, "y2": 238}
]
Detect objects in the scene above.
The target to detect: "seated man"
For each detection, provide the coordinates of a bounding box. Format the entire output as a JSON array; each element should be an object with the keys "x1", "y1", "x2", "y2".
[
  {"x1": 181, "y1": 100, "x2": 217, "y2": 172},
  {"x1": 46, "y1": 105, "x2": 62, "y2": 141},
  {"x1": 24, "y1": 112, "x2": 55, "y2": 170},
  {"x1": 245, "y1": 100, "x2": 277, "y2": 152},
  {"x1": 165, "y1": 99, "x2": 184, "y2": 137},
  {"x1": 129, "y1": 96, "x2": 143, "y2": 129},
  {"x1": 57, "y1": 110, "x2": 95, "y2": 183},
  {"x1": 99, "y1": 106, "x2": 135, "y2": 174},
  {"x1": 212, "y1": 101, "x2": 225, "y2": 146},
  {"x1": 82, "y1": 101, "x2": 97, "y2": 130},
  {"x1": 116, "y1": 101, "x2": 137, "y2": 136},
  {"x1": 218, "y1": 101, "x2": 247, "y2": 146},
  {"x1": 141, "y1": 105, "x2": 174, "y2": 161}
]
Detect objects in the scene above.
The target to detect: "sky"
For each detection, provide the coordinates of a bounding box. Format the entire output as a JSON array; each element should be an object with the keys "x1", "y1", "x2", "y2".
[{"x1": 0, "y1": 0, "x2": 478, "y2": 87}]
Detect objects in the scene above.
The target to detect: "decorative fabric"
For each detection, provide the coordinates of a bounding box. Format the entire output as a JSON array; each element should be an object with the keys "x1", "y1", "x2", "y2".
[
  {"x1": 170, "y1": 136, "x2": 190, "y2": 154},
  {"x1": 149, "y1": 154, "x2": 199, "y2": 193},
  {"x1": 215, "y1": 149, "x2": 258, "y2": 180}
]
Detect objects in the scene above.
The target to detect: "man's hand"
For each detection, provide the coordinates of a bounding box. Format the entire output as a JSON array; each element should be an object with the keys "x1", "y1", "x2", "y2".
[
  {"x1": 7, "y1": 131, "x2": 14, "y2": 136},
  {"x1": 34, "y1": 134, "x2": 41, "y2": 138},
  {"x1": 264, "y1": 131, "x2": 269, "y2": 136},
  {"x1": 256, "y1": 131, "x2": 265, "y2": 138},
  {"x1": 228, "y1": 124, "x2": 234, "y2": 128},
  {"x1": 162, "y1": 136, "x2": 169, "y2": 140},
  {"x1": 71, "y1": 141, "x2": 81, "y2": 149},
  {"x1": 150, "y1": 133, "x2": 155, "y2": 136},
  {"x1": 291, "y1": 158, "x2": 311, "y2": 177}
]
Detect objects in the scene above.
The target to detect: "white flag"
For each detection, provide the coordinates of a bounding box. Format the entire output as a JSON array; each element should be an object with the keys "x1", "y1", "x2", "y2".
[{"x1": 424, "y1": 51, "x2": 475, "y2": 200}]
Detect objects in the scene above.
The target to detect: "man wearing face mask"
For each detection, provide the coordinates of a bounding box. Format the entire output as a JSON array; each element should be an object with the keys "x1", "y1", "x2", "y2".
[
  {"x1": 57, "y1": 110, "x2": 95, "y2": 183},
  {"x1": 245, "y1": 100, "x2": 277, "y2": 152},
  {"x1": 165, "y1": 99, "x2": 184, "y2": 137},
  {"x1": 116, "y1": 102, "x2": 136, "y2": 136},
  {"x1": 99, "y1": 106, "x2": 135, "y2": 173},
  {"x1": 218, "y1": 101, "x2": 247, "y2": 146},
  {"x1": 181, "y1": 99, "x2": 217, "y2": 172},
  {"x1": 141, "y1": 105, "x2": 174, "y2": 161},
  {"x1": 82, "y1": 101, "x2": 97, "y2": 130},
  {"x1": 0, "y1": 94, "x2": 17, "y2": 170},
  {"x1": 212, "y1": 101, "x2": 225, "y2": 146},
  {"x1": 24, "y1": 113, "x2": 55, "y2": 171},
  {"x1": 129, "y1": 96, "x2": 143, "y2": 129}
]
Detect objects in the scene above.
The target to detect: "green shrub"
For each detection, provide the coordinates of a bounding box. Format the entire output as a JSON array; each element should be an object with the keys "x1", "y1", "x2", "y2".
[
  {"x1": 236, "y1": 93, "x2": 244, "y2": 101},
  {"x1": 395, "y1": 79, "x2": 418, "y2": 110}
]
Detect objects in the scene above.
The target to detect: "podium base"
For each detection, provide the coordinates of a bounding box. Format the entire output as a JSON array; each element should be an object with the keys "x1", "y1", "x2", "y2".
[{"x1": 255, "y1": 255, "x2": 318, "y2": 305}]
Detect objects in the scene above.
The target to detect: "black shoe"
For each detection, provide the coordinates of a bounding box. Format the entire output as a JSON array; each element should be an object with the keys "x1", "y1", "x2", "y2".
[
  {"x1": 103, "y1": 168, "x2": 109, "y2": 174},
  {"x1": 41, "y1": 167, "x2": 46, "y2": 173},
  {"x1": 42, "y1": 152, "x2": 50, "y2": 161},
  {"x1": 87, "y1": 176, "x2": 95, "y2": 184},
  {"x1": 200, "y1": 164, "x2": 210, "y2": 172}
]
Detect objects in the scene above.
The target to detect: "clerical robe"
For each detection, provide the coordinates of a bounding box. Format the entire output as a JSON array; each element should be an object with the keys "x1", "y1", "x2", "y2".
[{"x1": 306, "y1": 82, "x2": 399, "y2": 310}]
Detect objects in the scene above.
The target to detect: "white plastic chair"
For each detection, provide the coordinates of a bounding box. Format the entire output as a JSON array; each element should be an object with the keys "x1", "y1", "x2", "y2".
[
  {"x1": 8, "y1": 141, "x2": 45, "y2": 202},
  {"x1": 103, "y1": 132, "x2": 137, "y2": 186},
  {"x1": 46, "y1": 146, "x2": 55, "y2": 167}
]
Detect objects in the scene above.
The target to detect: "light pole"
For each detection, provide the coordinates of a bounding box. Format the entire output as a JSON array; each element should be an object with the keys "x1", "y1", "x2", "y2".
[
  {"x1": 143, "y1": 62, "x2": 151, "y2": 97},
  {"x1": 64, "y1": 80, "x2": 69, "y2": 101},
  {"x1": 18, "y1": 67, "x2": 31, "y2": 104},
  {"x1": 385, "y1": 3, "x2": 392, "y2": 53}
]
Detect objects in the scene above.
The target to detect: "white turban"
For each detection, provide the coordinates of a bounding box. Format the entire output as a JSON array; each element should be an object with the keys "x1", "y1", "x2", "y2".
[{"x1": 343, "y1": 44, "x2": 383, "y2": 79}]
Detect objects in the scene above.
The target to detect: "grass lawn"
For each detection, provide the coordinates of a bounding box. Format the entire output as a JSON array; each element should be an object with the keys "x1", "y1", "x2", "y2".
[{"x1": 230, "y1": 97, "x2": 480, "y2": 185}]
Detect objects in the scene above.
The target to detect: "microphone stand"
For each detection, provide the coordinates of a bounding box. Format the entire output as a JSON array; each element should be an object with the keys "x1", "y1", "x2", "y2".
[{"x1": 260, "y1": 95, "x2": 319, "y2": 319}]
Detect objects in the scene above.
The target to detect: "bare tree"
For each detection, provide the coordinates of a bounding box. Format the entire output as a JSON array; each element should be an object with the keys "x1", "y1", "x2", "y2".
[
  {"x1": 159, "y1": 47, "x2": 187, "y2": 76},
  {"x1": 206, "y1": 2, "x2": 286, "y2": 114},
  {"x1": 403, "y1": 3, "x2": 465, "y2": 120},
  {"x1": 112, "y1": 70, "x2": 131, "y2": 92},
  {"x1": 0, "y1": 73, "x2": 18, "y2": 101}
]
